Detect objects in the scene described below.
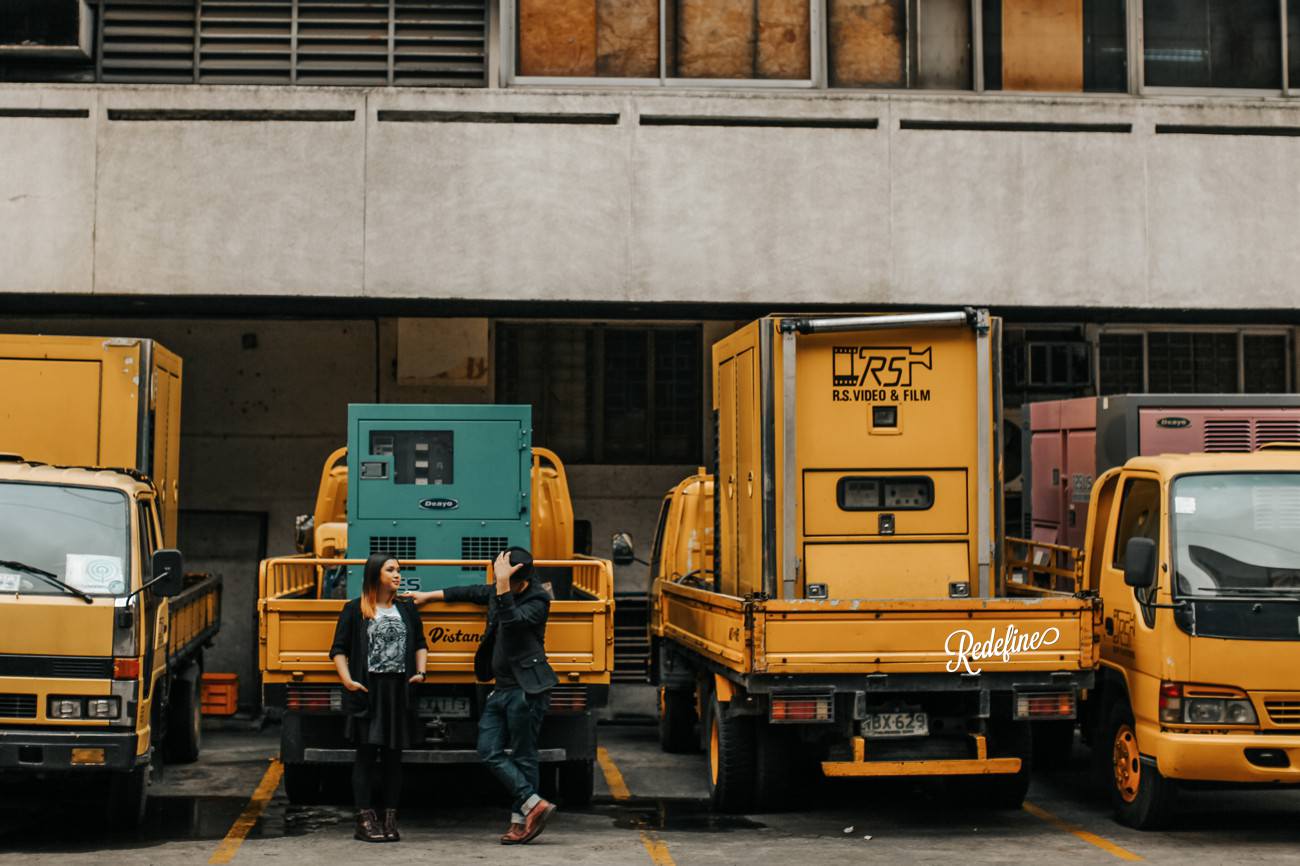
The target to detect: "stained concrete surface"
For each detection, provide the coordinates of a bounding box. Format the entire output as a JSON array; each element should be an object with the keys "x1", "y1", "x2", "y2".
[{"x1": 3, "y1": 710, "x2": 1300, "y2": 864}]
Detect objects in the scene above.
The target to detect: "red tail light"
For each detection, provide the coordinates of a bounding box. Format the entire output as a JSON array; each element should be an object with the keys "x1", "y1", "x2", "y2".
[
  {"x1": 770, "y1": 694, "x2": 833, "y2": 723},
  {"x1": 1014, "y1": 691, "x2": 1077, "y2": 720},
  {"x1": 286, "y1": 685, "x2": 343, "y2": 713},
  {"x1": 113, "y1": 658, "x2": 140, "y2": 680},
  {"x1": 1159, "y1": 682, "x2": 1183, "y2": 723}
]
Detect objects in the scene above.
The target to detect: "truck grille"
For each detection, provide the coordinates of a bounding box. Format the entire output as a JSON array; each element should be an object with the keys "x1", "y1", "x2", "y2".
[
  {"x1": 460, "y1": 536, "x2": 508, "y2": 572},
  {"x1": 0, "y1": 694, "x2": 37, "y2": 718},
  {"x1": 1265, "y1": 701, "x2": 1300, "y2": 726},
  {"x1": 0, "y1": 655, "x2": 113, "y2": 679}
]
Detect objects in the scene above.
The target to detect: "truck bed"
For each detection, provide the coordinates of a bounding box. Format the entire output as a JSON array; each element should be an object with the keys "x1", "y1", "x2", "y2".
[
  {"x1": 169, "y1": 573, "x2": 221, "y2": 662},
  {"x1": 657, "y1": 580, "x2": 1100, "y2": 678}
]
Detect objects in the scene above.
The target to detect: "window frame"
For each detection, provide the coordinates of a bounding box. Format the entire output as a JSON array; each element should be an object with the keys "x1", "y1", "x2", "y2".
[
  {"x1": 1135, "y1": 0, "x2": 1293, "y2": 96},
  {"x1": 1092, "y1": 325, "x2": 1295, "y2": 395}
]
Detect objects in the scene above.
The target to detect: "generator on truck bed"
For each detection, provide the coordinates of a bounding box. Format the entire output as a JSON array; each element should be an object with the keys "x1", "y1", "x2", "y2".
[
  {"x1": 260, "y1": 404, "x2": 612, "y2": 807},
  {"x1": 638, "y1": 311, "x2": 1100, "y2": 812},
  {"x1": 1011, "y1": 393, "x2": 1300, "y2": 829},
  {"x1": 0, "y1": 335, "x2": 221, "y2": 827}
]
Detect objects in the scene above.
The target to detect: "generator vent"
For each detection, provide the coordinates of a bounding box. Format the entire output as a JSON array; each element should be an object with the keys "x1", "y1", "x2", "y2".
[
  {"x1": 1256, "y1": 420, "x2": 1300, "y2": 448},
  {"x1": 460, "y1": 536, "x2": 508, "y2": 571},
  {"x1": 1203, "y1": 419, "x2": 1252, "y2": 452},
  {"x1": 370, "y1": 535, "x2": 417, "y2": 563}
]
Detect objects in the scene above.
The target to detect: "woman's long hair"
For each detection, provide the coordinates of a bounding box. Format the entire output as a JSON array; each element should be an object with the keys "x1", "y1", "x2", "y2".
[{"x1": 360, "y1": 553, "x2": 398, "y2": 620}]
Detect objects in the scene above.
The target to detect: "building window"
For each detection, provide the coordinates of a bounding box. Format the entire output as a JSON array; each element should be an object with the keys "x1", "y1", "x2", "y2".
[
  {"x1": 981, "y1": 0, "x2": 1127, "y2": 92},
  {"x1": 828, "y1": 0, "x2": 972, "y2": 88},
  {"x1": 1097, "y1": 329, "x2": 1293, "y2": 395},
  {"x1": 496, "y1": 323, "x2": 703, "y2": 464},
  {"x1": 1143, "y1": 0, "x2": 1282, "y2": 89}
]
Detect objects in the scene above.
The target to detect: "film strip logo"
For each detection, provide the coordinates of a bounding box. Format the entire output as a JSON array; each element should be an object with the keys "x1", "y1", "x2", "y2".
[{"x1": 832, "y1": 346, "x2": 933, "y2": 388}]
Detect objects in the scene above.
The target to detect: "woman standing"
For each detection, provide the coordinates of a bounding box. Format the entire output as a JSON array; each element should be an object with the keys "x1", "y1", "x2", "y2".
[{"x1": 330, "y1": 554, "x2": 428, "y2": 843}]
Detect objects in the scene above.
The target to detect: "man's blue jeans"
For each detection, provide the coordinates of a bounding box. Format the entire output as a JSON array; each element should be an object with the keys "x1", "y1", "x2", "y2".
[{"x1": 477, "y1": 687, "x2": 551, "y2": 813}]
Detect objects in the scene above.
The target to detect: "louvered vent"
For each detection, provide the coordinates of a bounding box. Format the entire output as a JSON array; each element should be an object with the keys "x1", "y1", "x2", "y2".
[
  {"x1": 460, "y1": 536, "x2": 508, "y2": 571},
  {"x1": 0, "y1": 694, "x2": 37, "y2": 719},
  {"x1": 100, "y1": 0, "x2": 487, "y2": 85},
  {"x1": 1256, "y1": 420, "x2": 1300, "y2": 448},
  {"x1": 370, "y1": 535, "x2": 417, "y2": 562},
  {"x1": 1203, "y1": 419, "x2": 1252, "y2": 452}
]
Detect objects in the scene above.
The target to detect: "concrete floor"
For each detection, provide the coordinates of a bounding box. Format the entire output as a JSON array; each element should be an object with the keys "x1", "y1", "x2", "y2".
[{"x1": 3, "y1": 700, "x2": 1300, "y2": 865}]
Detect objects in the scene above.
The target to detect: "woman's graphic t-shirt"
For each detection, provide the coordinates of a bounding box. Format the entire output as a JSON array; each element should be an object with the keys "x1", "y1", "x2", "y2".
[{"x1": 367, "y1": 605, "x2": 407, "y2": 673}]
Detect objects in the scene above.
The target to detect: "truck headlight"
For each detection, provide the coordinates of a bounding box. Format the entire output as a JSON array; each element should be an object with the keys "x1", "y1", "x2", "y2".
[
  {"x1": 85, "y1": 698, "x2": 121, "y2": 719},
  {"x1": 48, "y1": 698, "x2": 83, "y2": 719},
  {"x1": 1161, "y1": 682, "x2": 1257, "y2": 726}
]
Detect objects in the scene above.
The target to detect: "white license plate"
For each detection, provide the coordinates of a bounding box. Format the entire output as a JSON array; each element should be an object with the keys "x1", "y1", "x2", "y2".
[
  {"x1": 862, "y1": 712, "x2": 929, "y2": 738},
  {"x1": 418, "y1": 696, "x2": 471, "y2": 719}
]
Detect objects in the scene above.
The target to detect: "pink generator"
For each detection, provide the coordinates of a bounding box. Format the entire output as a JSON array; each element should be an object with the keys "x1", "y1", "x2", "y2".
[{"x1": 1023, "y1": 394, "x2": 1300, "y2": 549}]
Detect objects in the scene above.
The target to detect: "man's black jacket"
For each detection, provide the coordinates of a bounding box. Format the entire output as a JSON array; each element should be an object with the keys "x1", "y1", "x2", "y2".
[{"x1": 443, "y1": 580, "x2": 558, "y2": 695}]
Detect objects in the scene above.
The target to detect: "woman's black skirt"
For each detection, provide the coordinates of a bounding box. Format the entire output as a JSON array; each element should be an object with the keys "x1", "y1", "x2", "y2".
[{"x1": 345, "y1": 672, "x2": 412, "y2": 749}]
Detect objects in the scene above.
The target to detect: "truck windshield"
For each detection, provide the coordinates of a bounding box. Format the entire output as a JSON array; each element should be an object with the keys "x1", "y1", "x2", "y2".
[
  {"x1": 1171, "y1": 473, "x2": 1300, "y2": 600},
  {"x1": 0, "y1": 483, "x2": 132, "y2": 596}
]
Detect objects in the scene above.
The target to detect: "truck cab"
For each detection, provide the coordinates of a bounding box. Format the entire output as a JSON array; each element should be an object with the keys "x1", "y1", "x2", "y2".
[
  {"x1": 1086, "y1": 451, "x2": 1300, "y2": 827},
  {"x1": 0, "y1": 460, "x2": 218, "y2": 825}
]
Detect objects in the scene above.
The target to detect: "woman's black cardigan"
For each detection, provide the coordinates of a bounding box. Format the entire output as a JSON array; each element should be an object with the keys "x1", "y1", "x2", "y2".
[{"x1": 329, "y1": 597, "x2": 428, "y2": 718}]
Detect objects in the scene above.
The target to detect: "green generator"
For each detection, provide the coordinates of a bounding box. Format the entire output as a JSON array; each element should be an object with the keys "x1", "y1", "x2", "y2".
[{"x1": 346, "y1": 404, "x2": 532, "y2": 594}]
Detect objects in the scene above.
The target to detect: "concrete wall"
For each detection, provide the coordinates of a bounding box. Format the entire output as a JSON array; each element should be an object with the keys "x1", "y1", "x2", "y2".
[{"x1": 4, "y1": 85, "x2": 1300, "y2": 309}]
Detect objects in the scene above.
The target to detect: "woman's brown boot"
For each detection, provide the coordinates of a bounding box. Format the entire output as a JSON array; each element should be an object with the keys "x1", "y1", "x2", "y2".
[
  {"x1": 382, "y1": 809, "x2": 400, "y2": 842},
  {"x1": 355, "y1": 809, "x2": 385, "y2": 842}
]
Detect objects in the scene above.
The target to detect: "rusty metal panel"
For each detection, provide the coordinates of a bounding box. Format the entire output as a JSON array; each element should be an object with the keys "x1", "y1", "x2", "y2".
[
  {"x1": 675, "y1": 0, "x2": 756, "y2": 78},
  {"x1": 914, "y1": 0, "x2": 971, "y2": 88},
  {"x1": 828, "y1": 0, "x2": 904, "y2": 87},
  {"x1": 518, "y1": 0, "x2": 597, "y2": 76},
  {"x1": 597, "y1": 0, "x2": 660, "y2": 77},
  {"x1": 756, "y1": 0, "x2": 811, "y2": 79},
  {"x1": 1001, "y1": 0, "x2": 1083, "y2": 91}
]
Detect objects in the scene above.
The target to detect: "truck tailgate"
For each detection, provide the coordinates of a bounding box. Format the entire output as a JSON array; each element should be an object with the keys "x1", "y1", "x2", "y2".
[{"x1": 756, "y1": 597, "x2": 1099, "y2": 675}]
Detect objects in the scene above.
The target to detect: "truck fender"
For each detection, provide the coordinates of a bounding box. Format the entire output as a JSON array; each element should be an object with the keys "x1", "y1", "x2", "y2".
[{"x1": 713, "y1": 674, "x2": 736, "y2": 704}]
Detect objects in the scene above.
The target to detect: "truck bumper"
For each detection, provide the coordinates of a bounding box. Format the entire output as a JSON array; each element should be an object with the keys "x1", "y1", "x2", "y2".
[
  {"x1": 821, "y1": 733, "x2": 1021, "y2": 777},
  {"x1": 305, "y1": 747, "x2": 570, "y2": 764},
  {"x1": 1144, "y1": 724, "x2": 1300, "y2": 785},
  {"x1": 0, "y1": 729, "x2": 142, "y2": 772}
]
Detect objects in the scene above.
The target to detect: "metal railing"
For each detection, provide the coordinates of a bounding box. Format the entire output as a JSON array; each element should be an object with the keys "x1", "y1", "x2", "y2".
[{"x1": 1004, "y1": 537, "x2": 1086, "y2": 596}]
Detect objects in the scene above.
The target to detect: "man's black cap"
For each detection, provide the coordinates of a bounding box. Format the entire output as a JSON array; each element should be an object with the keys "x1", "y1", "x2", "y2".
[{"x1": 506, "y1": 546, "x2": 535, "y2": 582}]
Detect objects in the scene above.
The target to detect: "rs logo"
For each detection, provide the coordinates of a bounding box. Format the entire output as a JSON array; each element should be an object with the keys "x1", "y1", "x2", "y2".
[{"x1": 832, "y1": 346, "x2": 933, "y2": 388}]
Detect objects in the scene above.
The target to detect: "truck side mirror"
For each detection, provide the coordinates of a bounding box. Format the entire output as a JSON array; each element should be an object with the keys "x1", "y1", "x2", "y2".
[
  {"x1": 611, "y1": 532, "x2": 636, "y2": 566},
  {"x1": 151, "y1": 549, "x2": 186, "y2": 597},
  {"x1": 1123, "y1": 537, "x2": 1157, "y2": 589}
]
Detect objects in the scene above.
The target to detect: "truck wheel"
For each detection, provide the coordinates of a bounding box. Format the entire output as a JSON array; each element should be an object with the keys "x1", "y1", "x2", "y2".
[
  {"x1": 658, "y1": 687, "x2": 698, "y2": 753},
  {"x1": 1106, "y1": 701, "x2": 1177, "y2": 829},
  {"x1": 557, "y1": 759, "x2": 595, "y2": 808},
  {"x1": 109, "y1": 766, "x2": 149, "y2": 827},
  {"x1": 980, "y1": 720, "x2": 1033, "y2": 808},
  {"x1": 165, "y1": 668, "x2": 202, "y2": 764},
  {"x1": 754, "y1": 720, "x2": 798, "y2": 811},
  {"x1": 283, "y1": 762, "x2": 322, "y2": 805},
  {"x1": 1031, "y1": 719, "x2": 1075, "y2": 771},
  {"x1": 706, "y1": 693, "x2": 756, "y2": 814}
]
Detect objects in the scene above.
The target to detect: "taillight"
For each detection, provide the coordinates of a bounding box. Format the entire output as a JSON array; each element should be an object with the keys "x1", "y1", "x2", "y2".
[
  {"x1": 1159, "y1": 682, "x2": 1183, "y2": 724},
  {"x1": 770, "y1": 693, "x2": 833, "y2": 723},
  {"x1": 113, "y1": 658, "x2": 141, "y2": 680},
  {"x1": 1014, "y1": 691, "x2": 1076, "y2": 720},
  {"x1": 548, "y1": 686, "x2": 587, "y2": 714},
  {"x1": 286, "y1": 685, "x2": 343, "y2": 713}
]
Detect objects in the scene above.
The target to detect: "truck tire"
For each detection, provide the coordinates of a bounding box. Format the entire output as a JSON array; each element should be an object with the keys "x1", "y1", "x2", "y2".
[
  {"x1": 981, "y1": 719, "x2": 1033, "y2": 808},
  {"x1": 754, "y1": 720, "x2": 798, "y2": 812},
  {"x1": 283, "y1": 762, "x2": 323, "y2": 805},
  {"x1": 706, "y1": 693, "x2": 756, "y2": 814},
  {"x1": 1031, "y1": 719, "x2": 1075, "y2": 771},
  {"x1": 165, "y1": 666, "x2": 202, "y2": 764},
  {"x1": 1106, "y1": 700, "x2": 1177, "y2": 830},
  {"x1": 109, "y1": 766, "x2": 149, "y2": 827},
  {"x1": 658, "y1": 687, "x2": 698, "y2": 754},
  {"x1": 557, "y1": 759, "x2": 595, "y2": 808}
]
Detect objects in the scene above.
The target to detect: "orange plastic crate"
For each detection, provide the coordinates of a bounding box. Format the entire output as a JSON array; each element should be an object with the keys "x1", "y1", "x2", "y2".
[{"x1": 201, "y1": 672, "x2": 238, "y2": 716}]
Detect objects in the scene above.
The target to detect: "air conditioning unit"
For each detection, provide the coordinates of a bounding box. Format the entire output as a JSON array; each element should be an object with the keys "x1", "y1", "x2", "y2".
[{"x1": 0, "y1": 0, "x2": 93, "y2": 59}]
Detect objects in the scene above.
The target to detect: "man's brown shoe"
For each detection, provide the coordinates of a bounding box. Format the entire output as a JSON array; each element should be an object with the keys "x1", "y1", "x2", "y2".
[
  {"x1": 500, "y1": 822, "x2": 527, "y2": 844},
  {"x1": 382, "y1": 809, "x2": 400, "y2": 842},
  {"x1": 355, "y1": 809, "x2": 385, "y2": 843},
  {"x1": 518, "y1": 799, "x2": 557, "y2": 844}
]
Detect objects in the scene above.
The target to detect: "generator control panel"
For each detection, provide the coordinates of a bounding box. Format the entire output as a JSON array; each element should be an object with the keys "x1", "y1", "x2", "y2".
[{"x1": 346, "y1": 403, "x2": 532, "y2": 594}]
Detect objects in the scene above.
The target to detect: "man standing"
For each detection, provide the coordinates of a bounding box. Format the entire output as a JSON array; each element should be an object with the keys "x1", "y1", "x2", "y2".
[{"x1": 408, "y1": 547, "x2": 558, "y2": 844}]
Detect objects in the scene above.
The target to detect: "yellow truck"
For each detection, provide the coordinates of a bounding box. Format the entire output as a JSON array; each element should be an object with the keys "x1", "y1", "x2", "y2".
[
  {"x1": 260, "y1": 444, "x2": 613, "y2": 806},
  {"x1": 1011, "y1": 446, "x2": 1300, "y2": 828},
  {"x1": 637, "y1": 311, "x2": 1100, "y2": 812},
  {"x1": 0, "y1": 335, "x2": 221, "y2": 825}
]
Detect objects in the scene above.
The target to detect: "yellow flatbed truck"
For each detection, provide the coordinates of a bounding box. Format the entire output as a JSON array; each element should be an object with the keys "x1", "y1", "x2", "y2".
[
  {"x1": 0, "y1": 335, "x2": 221, "y2": 826},
  {"x1": 1011, "y1": 447, "x2": 1300, "y2": 828},
  {"x1": 260, "y1": 443, "x2": 613, "y2": 806},
  {"x1": 642, "y1": 311, "x2": 1100, "y2": 812}
]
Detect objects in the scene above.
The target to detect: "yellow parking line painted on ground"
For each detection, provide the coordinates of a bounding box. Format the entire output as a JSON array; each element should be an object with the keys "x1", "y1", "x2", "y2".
[
  {"x1": 209, "y1": 758, "x2": 284, "y2": 865},
  {"x1": 596, "y1": 746, "x2": 675, "y2": 866},
  {"x1": 1023, "y1": 801, "x2": 1143, "y2": 862}
]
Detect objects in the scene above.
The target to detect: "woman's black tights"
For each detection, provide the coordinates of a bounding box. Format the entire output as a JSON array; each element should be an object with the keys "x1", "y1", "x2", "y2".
[{"x1": 353, "y1": 745, "x2": 402, "y2": 810}]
